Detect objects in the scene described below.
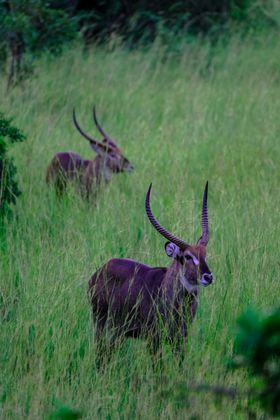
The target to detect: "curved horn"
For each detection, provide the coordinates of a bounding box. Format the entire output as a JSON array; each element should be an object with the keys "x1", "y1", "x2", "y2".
[
  {"x1": 73, "y1": 108, "x2": 112, "y2": 153},
  {"x1": 93, "y1": 106, "x2": 118, "y2": 149},
  {"x1": 199, "y1": 181, "x2": 209, "y2": 246},
  {"x1": 145, "y1": 184, "x2": 189, "y2": 250}
]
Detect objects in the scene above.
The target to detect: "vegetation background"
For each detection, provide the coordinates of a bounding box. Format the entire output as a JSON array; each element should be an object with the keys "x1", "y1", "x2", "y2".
[{"x1": 0, "y1": 0, "x2": 280, "y2": 418}]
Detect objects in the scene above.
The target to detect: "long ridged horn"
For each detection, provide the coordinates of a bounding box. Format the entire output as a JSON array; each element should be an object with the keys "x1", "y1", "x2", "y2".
[
  {"x1": 198, "y1": 181, "x2": 209, "y2": 246},
  {"x1": 93, "y1": 106, "x2": 118, "y2": 149},
  {"x1": 73, "y1": 108, "x2": 112, "y2": 153},
  {"x1": 145, "y1": 184, "x2": 189, "y2": 250}
]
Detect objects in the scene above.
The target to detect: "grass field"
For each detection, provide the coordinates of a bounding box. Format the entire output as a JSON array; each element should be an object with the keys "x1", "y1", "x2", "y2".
[{"x1": 0, "y1": 32, "x2": 280, "y2": 418}]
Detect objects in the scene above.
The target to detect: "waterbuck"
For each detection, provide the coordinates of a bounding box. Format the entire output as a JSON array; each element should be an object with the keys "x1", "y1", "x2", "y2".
[
  {"x1": 46, "y1": 107, "x2": 134, "y2": 197},
  {"x1": 88, "y1": 182, "x2": 213, "y2": 365}
]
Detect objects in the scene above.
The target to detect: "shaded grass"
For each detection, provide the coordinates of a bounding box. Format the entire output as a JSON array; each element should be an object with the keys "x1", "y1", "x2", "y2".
[{"x1": 0, "y1": 33, "x2": 280, "y2": 418}]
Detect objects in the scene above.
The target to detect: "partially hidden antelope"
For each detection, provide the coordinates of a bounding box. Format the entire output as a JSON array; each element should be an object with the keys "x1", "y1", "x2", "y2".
[
  {"x1": 46, "y1": 107, "x2": 134, "y2": 197},
  {"x1": 88, "y1": 182, "x2": 213, "y2": 365}
]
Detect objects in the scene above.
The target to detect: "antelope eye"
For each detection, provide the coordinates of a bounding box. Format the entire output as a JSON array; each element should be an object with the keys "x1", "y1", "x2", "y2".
[{"x1": 185, "y1": 255, "x2": 193, "y2": 261}]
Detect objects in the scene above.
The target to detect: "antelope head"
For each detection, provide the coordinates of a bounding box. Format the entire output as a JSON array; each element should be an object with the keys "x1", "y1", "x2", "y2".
[
  {"x1": 72, "y1": 107, "x2": 134, "y2": 174},
  {"x1": 146, "y1": 182, "x2": 213, "y2": 294}
]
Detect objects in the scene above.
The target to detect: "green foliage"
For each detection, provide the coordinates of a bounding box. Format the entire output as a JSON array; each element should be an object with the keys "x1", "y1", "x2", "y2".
[
  {"x1": 234, "y1": 307, "x2": 280, "y2": 415},
  {"x1": 48, "y1": 402, "x2": 83, "y2": 419},
  {"x1": 80, "y1": 0, "x2": 280, "y2": 46},
  {"x1": 0, "y1": 0, "x2": 78, "y2": 54},
  {"x1": 0, "y1": 112, "x2": 25, "y2": 219},
  {"x1": 165, "y1": 307, "x2": 280, "y2": 416},
  {"x1": 0, "y1": 0, "x2": 78, "y2": 87}
]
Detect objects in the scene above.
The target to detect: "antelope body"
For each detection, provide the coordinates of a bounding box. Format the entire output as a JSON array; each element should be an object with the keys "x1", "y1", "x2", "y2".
[
  {"x1": 46, "y1": 107, "x2": 133, "y2": 196},
  {"x1": 88, "y1": 183, "x2": 213, "y2": 363}
]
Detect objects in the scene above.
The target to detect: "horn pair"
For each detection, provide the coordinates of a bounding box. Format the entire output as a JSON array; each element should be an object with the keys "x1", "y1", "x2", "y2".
[
  {"x1": 145, "y1": 182, "x2": 209, "y2": 249},
  {"x1": 72, "y1": 106, "x2": 119, "y2": 152}
]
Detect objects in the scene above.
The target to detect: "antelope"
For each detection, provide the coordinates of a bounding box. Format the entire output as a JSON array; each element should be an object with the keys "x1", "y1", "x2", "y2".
[
  {"x1": 88, "y1": 182, "x2": 213, "y2": 365},
  {"x1": 46, "y1": 107, "x2": 134, "y2": 196}
]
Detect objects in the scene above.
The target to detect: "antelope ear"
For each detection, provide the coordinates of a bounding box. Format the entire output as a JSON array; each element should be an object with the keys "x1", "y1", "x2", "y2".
[
  {"x1": 89, "y1": 142, "x2": 106, "y2": 155},
  {"x1": 165, "y1": 242, "x2": 181, "y2": 259}
]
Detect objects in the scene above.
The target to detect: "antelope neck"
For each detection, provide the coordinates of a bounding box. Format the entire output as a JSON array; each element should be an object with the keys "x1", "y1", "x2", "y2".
[
  {"x1": 163, "y1": 260, "x2": 199, "y2": 298},
  {"x1": 94, "y1": 156, "x2": 114, "y2": 182}
]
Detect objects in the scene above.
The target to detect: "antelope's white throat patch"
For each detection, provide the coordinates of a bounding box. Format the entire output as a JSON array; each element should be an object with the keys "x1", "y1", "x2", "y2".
[
  {"x1": 103, "y1": 166, "x2": 114, "y2": 181},
  {"x1": 178, "y1": 266, "x2": 198, "y2": 294}
]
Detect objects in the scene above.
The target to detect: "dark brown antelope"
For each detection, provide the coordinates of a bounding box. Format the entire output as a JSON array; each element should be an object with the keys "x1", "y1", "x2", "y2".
[
  {"x1": 88, "y1": 182, "x2": 213, "y2": 365},
  {"x1": 46, "y1": 107, "x2": 134, "y2": 196}
]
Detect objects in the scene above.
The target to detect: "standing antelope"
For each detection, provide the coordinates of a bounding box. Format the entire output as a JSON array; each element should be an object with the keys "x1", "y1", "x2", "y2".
[
  {"x1": 46, "y1": 107, "x2": 134, "y2": 196},
  {"x1": 88, "y1": 182, "x2": 213, "y2": 365}
]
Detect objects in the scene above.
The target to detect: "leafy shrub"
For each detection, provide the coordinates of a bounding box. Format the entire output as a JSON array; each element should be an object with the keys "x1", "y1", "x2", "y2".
[
  {"x1": 166, "y1": 306, "x2": 280, "y2": 416},
  {"x1": 0, "y1": 112, "x2": 26, "y2": 220},
  {"x1": 78, "y1": 0, "x2": 280, "y2": 46},
  {"x1": 48, "y1": 402, "x2": 83, "y2": 420},
  {"x1": 0, "y1": 0, "x2": 78, "y2": 88},
  {"x1": 233, "y1": 307, "x2": 280, "y2": 416}
]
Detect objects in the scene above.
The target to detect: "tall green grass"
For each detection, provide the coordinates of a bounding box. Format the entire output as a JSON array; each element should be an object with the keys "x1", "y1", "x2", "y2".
[{"x1": 0, "y1": 33, "x2": 280, "y2": 418}]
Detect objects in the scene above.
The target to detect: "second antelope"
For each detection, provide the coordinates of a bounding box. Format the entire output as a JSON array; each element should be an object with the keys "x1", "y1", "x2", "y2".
[
  {"x1": 46, "y1": 107, "x2": 134, "y2": 197},
  {"x1": 88, "y1": 182, "x2": 213, "y2": 365}
]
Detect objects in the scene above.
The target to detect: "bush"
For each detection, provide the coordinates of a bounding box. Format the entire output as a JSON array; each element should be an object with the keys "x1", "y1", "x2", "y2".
[
  {"x1": 167, "y1": 306, "x2": 280, "y2": 416},
  {"x1": 0, "y1": 0, "x2": 78, "y2": 88},
  {"x1": 233, "y1": 307, "x2": 280, "y2": 416},
  {"x1": 0, "y1": 112, "x2": 26, "y2": 220},
  {"x1": 78, "y1": 0, "x2": 280, "y2": 46}
]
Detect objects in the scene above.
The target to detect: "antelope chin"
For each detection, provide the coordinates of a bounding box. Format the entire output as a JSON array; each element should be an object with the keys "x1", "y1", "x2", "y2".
[
  {"x1": 125, "y1": 165, "x2": 134, "y2": 173},
  {"x1": 188, "y1": 285, "x2": 199, "y2": 294},
  {"x1": 200, "y1": 279, "x2": 211, "y2": 287},
  {"x1": 179, "y1": 273, "x2": 198, "y2": 294}
]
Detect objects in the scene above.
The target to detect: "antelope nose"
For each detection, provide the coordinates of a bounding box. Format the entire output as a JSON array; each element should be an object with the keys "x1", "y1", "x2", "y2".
[{"x1": 200, "y1": 273, "x2": 213, "y2": 286}]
